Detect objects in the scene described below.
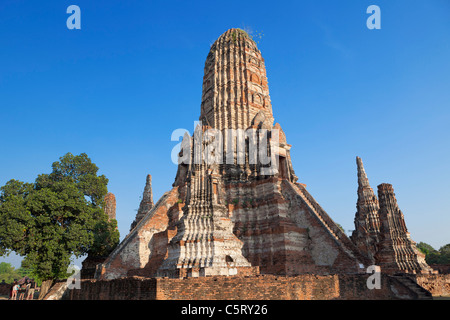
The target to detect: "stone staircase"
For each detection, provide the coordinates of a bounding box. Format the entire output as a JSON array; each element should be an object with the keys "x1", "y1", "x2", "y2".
[{"x1": 391, "y1": 275, "x2": 433, "y2": 300}]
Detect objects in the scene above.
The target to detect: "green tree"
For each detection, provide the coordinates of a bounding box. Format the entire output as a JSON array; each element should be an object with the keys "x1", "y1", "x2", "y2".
[
  {"x1": 0, "y1": 262, "x2": 21, "y2": 283},
  {"x1": 0, "y1": 153, "x2": 119, "y2": 283},
  {"x1": 417, "y1": 242, "x2": 436, "y2": 256},
  {"x1": 416, "y1": 242, "x2": 450, "y2": 265},
  {"x1": 17, "y1": 263, "x2": 41, "y2": 286},
  {"x1": 416, "y1": 242, "x2": 440, "y2": 264},
  {"x1": 438, "y1": 244, "x2": 450, "y2": 264}
]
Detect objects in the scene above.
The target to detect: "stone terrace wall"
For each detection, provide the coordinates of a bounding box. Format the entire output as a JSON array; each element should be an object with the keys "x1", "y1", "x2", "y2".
[
  {"x1": 157, "y1": 275, "x2": 340, "y2": 300},
  {"x1": 430, "y1": 264, "x2": 450, "y2": 274},
  {"x1": 68, "y1": 274, "x2": 419, "y2": 300},
  {"x1": 0, "y1": 283, "x2": 11, "y2": 296},
  {"x1": 414, "y1": 274, "x2": 450, "y2": 297},
  {"x1": 69, "y1": 277, "x2": 157, "y2": 300}
]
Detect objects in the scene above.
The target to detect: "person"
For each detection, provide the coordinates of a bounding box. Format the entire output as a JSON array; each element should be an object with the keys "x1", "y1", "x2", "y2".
[
  {"x1": 18, "y1": 282, "x2": 27, "y2": 300},
  {"x1": 26, "y1": 280, "x2": 36, "y2": 300},
  {"x1": 10, "y1": 281, "x2": 19, "y2": 300},
  {"x1": 22, "y1": 280, "x2": 31, "y2": 300}
]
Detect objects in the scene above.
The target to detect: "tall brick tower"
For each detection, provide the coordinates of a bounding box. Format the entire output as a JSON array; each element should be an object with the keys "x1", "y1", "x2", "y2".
[
  {"x1": 200, "y1": 28, "x2": 274, "y2": 130},
  {"x1": 96, "y1": 29, "x2": 374, "y2": 280},
  {"x1": 350, "y1": 157, "x2": 380, "y2": 262},
  {"x1": 375, "y1": 184, "x2": 434, "y2": 274},
  {"x1": 104, "y1": 193, "x2": 116, "y2": 221},
  {"x1": 130, "y1": 174, "x2": 154, "y2": 231},
  {"x1": 157, "y1": 29, "x2": 271, "y2": 277}
]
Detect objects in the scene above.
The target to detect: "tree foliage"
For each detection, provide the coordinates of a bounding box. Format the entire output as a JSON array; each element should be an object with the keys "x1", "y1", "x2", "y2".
[
  {"x1": 0, "y1": 262, "x2": 21, "y2": 283},
  {"x1": 417, "y1": 242, "x2": 450, "y2": 265},
  {"x1": 0, "y1": 262, "x2": 43, "y2": 286},
  {"x1": 0, "y1": 153, "x2": 119, "y2": 281}
]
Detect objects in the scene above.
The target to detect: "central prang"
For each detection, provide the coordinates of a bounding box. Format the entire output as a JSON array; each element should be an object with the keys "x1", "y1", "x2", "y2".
[{"x1": 95, "y1": 29, "x2": 434, "y2": 282}]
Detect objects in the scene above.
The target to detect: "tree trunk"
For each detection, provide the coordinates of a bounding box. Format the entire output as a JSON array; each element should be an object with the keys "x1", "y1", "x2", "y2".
[{"x1": 38, "y1": 279, "x2": 54, "y2": 300}]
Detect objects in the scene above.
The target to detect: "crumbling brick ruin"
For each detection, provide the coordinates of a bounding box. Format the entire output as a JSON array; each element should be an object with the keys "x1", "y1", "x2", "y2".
[
  {"x1": 375, "y1": 183, "x2": 434, "y2": 274},
  {"x1": 350, "y1": 158, "x2": 435, "y2": 275},
  {"x1": 75, "y1": 28, "x2": 444, "y2": 300},
  {"x1": 104, "y1": 192, "x2": 116, "y2": 221},
  {"x1": 130, "y1": 174, "x2": 154, "y2": 231}
]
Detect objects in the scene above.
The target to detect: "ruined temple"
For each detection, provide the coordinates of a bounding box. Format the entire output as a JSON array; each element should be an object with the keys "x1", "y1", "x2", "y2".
[
  {"x1": 130, "y1": 174, "x2": 154, "y2": 231},
  {"x1": 104, "y1": 192, "x2": 116, "y2": 221},
  {"x1": 350, "y1": 157, "x2": 380, "y2": 263},
  {"x1": 94, "y1": 29, "x2": 433, "y2": 281},
  {"x1": 374, "y1": 183, "x2": 434, "y2": 274},
  {"x1": 350, "y1": 158, "x2": 435, "y2": 275}
]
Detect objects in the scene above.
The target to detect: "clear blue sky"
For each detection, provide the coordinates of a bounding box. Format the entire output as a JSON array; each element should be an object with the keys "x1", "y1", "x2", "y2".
[{"x1": 1, "y1": 0, "x2": 449, "y2": 268}]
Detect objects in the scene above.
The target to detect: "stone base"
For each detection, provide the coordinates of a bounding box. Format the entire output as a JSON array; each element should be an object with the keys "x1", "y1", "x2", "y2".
[
  {"x1": 67, "y1": 273, "x2": 443, "y2": 300},
  {"x1": 158, "y1": 266, "x2": 259, "y2": 278},
  {"x1": 81, "y1": 256, "x2": 108, "y2": 279}
]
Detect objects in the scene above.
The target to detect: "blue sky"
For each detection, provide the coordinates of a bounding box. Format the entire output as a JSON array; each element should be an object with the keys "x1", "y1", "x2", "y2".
[{"x1": 1, "y1": 0, "x2": 449, "y2": 268}]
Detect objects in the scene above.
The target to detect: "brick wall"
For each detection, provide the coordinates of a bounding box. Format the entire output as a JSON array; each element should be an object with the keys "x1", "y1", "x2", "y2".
[
  {"x1": 69, "y1": 277, "x2": 157, "y2": 300},
  {"x1": 0, "y1": 282, "x2": 11, "y2": 296},
  {"x1": 97, "y1": 188, "x2": 180, "y2": 280},
  {"x1": 414, "y1": 274, "x2": 450, "y2": 296},
  {"x1": 67, "y1": 274, "x2": 420, "y2": 300},
  {"x1": 156, "y1": 275, "x2": 340, "y2": 300},
  {"x1": 81, "y1": 256, "x2": 108, "y2": 279},
  {"x1": 430, "y1": 264, "x2": 450, "y2": 274}
]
